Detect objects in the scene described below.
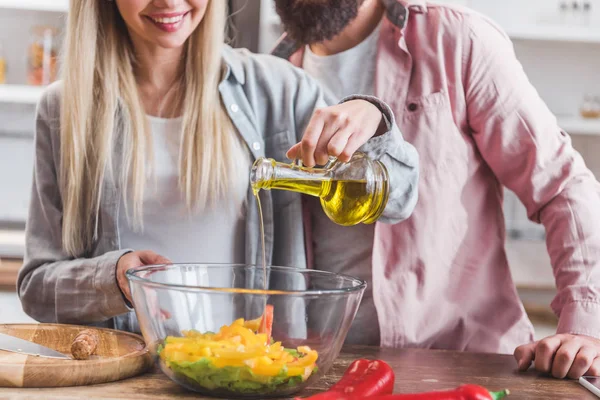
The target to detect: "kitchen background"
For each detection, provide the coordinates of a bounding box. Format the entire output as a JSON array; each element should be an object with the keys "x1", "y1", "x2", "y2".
[{"x1": 1, "y1": 0, "x2": 599, "y2": 341}]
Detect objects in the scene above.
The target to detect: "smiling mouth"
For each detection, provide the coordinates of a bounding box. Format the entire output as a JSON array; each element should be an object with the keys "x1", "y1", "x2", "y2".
[
  {"x1": 145, "y1": 11, "x2": 191, "y2": 31},
  {"x1": 150, "y1": 14, "x2": 185, "y2": 24}
]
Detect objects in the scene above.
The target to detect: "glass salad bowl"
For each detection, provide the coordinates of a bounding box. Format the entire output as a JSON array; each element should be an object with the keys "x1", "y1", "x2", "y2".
[{"x1": 127, "y1": 264, "x2": 365, "y2": 398}]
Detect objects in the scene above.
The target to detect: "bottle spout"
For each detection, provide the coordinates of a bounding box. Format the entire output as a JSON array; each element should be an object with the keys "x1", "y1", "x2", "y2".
[
  {"x1": 250, "y1": 157, "x2": 275, "y2": 192},
  {"x1": 250, "y1": 157, "x2": 328, "y2": 197}
]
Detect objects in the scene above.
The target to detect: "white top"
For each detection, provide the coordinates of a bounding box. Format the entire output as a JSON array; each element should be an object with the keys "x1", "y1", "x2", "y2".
[
  {"x1": 302, "y1": 22, "x2": 382, "y2": 345},
  {"x1": 302, "y1": 22, "x2": 380, "y2": 100},
  {"x1": 118, "y1": 115, "x2": 249, "y2": 264}
]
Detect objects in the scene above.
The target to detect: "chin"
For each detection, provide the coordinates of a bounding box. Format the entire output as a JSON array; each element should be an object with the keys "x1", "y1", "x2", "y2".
[{"x1": 153, "y1": 36, "x2": 189, "y2": 49}]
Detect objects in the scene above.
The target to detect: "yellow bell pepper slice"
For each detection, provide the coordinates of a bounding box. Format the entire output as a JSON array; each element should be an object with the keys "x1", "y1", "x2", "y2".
[
  {"x1": 244, "y1": 317, "x2": 261, "y2": 332},
  {"x1": 229, "y1": 325, "x2": 257, "y2": 346},
  {"x1": 250, "y1": 356, "x2": 284, "y2": 377},
  {"x1": 211, "y1": 356, "x2": 246, "y2": 368}
]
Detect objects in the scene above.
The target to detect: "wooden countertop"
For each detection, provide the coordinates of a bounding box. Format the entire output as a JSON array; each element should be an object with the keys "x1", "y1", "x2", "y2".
[
  {"x1": 0, "y1": 346, "x2": 594, "y2": 399},
  {"x1": 0, "y1": 258, "x2": 21, "y2": 291}
]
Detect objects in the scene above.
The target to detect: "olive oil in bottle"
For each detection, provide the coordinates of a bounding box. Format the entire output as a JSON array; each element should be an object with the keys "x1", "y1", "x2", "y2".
[{"x1": 250, "y1": 152, "x2": 389, "y2": 226}]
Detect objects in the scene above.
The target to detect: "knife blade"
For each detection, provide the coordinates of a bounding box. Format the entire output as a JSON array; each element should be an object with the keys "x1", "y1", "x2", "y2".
[{"x1": 0, "y1": 332, "x2": 71, "y2": 359}]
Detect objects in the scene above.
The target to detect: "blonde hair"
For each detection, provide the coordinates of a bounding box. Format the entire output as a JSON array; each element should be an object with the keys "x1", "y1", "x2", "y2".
[{"x1": 60, "y1": 0, "x2": 241, "y2": 256}]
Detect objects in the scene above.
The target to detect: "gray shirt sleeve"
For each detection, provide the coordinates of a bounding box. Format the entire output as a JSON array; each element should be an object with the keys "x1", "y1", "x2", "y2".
[
  {"x1": 17, "y1": 86, "x2": 132, "y2": 324},
  {"x1": 292, "y1": 72, "x2": 419, "y2": 224}
]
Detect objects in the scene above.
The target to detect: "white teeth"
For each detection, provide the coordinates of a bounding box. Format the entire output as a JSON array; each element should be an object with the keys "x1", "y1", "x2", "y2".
[{"x1": 151, "y1": 15, "x2": 184, "y2": 24}]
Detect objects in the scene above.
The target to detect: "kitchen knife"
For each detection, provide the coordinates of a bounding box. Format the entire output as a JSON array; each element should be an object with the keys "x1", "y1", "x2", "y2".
[{"x1": 0, "y1": 332, "x2": 71, "y2": 359}]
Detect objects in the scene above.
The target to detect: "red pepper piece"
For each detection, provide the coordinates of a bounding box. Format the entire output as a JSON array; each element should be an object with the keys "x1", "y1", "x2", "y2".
[
  {"x1": 297, "y1": 359, "x2": 395, "y2": 400},
  {"x1": 258, "y1": 304, "x2": 274, "y2": 339},
  {"x1": 369, "y1": 384, "x2": 510, "y2": 400}
]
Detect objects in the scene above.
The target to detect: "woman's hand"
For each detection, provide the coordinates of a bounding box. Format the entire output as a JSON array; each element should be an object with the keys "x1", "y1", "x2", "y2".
[
  {"x1": 116, "y1": 250, "x2": 172, "y2": 304},
  {"x1": 287, "y1": 100, "x2": 385, "y2": 167}
]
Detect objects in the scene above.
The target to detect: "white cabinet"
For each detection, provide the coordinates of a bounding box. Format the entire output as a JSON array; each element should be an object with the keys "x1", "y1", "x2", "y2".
[
  {"x1": 470, "y1": 0, "x2": 600, "y2": 35},
  {"x1": 0, "y1": 6, "x2": 63, "y2": 257},
  {"x1": 0, "y1": 134, "x2": 34, "y2": 224}
]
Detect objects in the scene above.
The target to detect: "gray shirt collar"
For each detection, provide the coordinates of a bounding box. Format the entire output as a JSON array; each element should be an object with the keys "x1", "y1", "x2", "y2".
[{"x1": 222, "y1": 46, "x2": 246, "y2": 85}]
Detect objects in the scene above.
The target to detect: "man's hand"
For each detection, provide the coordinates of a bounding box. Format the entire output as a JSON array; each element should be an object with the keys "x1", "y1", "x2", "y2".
[
  {"x1": 287, "y1": 99, "x2": 384, "y2": 167},
  {"x1": 514, "y1": 333, "x2": 600, "y2": 379}
]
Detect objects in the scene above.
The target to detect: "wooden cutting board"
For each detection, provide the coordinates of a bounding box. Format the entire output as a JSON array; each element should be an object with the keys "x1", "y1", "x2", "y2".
[{"x1": 0, "y1": 324, "x2": 153, "y2": 388}]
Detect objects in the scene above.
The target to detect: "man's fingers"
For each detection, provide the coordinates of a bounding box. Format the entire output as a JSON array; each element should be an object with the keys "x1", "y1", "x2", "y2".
[
  {"x1": 551, "y1": 339, "x2": 582, "y2": 379},
  {"x1": 314, "y1": 121, "x2": 340, "y2": 166},
  {"x1": 286, "y1": 142, "x2": 302, "y2": 160},
  {"x1": 339, "y1": 133, "x2": 371, "y2": 163},
  {"x1": 568, "y1": 346, "x2": 597, "y2": 379},
  {"x1": 326, "y1": 128, "x2": 354, "y2": 161},
  {"x1": 301, "y1": 110, "x2": 326, "y2": 167},
  {"x1": 535, "y1": 336, "x2": 562, "y2": 374},
  {"x1": 586, "y1": 356, "x2": 600, "y2": 377},
  {"x1": 514, "y1": 342, "x2": 536, "y2": 371}
]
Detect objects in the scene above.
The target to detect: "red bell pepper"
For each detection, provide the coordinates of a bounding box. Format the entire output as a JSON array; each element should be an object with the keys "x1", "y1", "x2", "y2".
[
  {"x1": 364, "y1": 385, "x2": 510, "y2": 400},
  {"x1": 301, "y1": 384, "x2": 509, "y2": 400},
  {"x1": 297, "y1": 359, "x2": 395, "y2": 400}
]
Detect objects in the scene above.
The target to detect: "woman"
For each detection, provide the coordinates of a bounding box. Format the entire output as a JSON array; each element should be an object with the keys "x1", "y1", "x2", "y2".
[{"x1": 17, "y1": 0, "x2": 418, "y2": 332}]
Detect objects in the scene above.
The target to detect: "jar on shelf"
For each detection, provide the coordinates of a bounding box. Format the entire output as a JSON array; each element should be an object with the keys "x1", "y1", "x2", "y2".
[
  {"x1": 594, "y1": 96, "x2": 600, "y2": 118},
  {"x1": 28, "y1": 25, "x2": 58, "y2": 86},
  {"x1": 0, "y1": 41, "x2": 6, "y2": 84},
  {"x1": 580, "y1": 94, "x2": 599, "y2": 119},
  {"x1": 558, "y1": 1, "x2": 568, "y2": 25}
]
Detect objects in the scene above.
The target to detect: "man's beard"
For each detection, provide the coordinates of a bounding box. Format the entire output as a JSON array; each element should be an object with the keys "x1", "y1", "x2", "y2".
[{"x1": 274, "y1": 0, "x2": 365, "y2": 45}]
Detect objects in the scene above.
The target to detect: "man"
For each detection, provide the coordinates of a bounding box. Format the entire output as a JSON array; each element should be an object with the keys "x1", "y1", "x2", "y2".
[{"x1": 271, "y1": 0, "x2": 600, "y2": 379}]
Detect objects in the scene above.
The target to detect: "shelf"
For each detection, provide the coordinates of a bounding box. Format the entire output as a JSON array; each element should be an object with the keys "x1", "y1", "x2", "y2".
[
  {"x1": 0, "y1": 230, "x2": 25, "y2": 258},
  {"x1": 558, "y1": 116, "x2": 600, "y2": 136},
  {"x1": 0, "y1": 85, "x2": 45, "y2": 104},
  {"x1": 506, "y1": 25, "x2": 600, "y2": 44},
  {"x1": 0, "y1": 0, "x2": 68, "y2": 12}
]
